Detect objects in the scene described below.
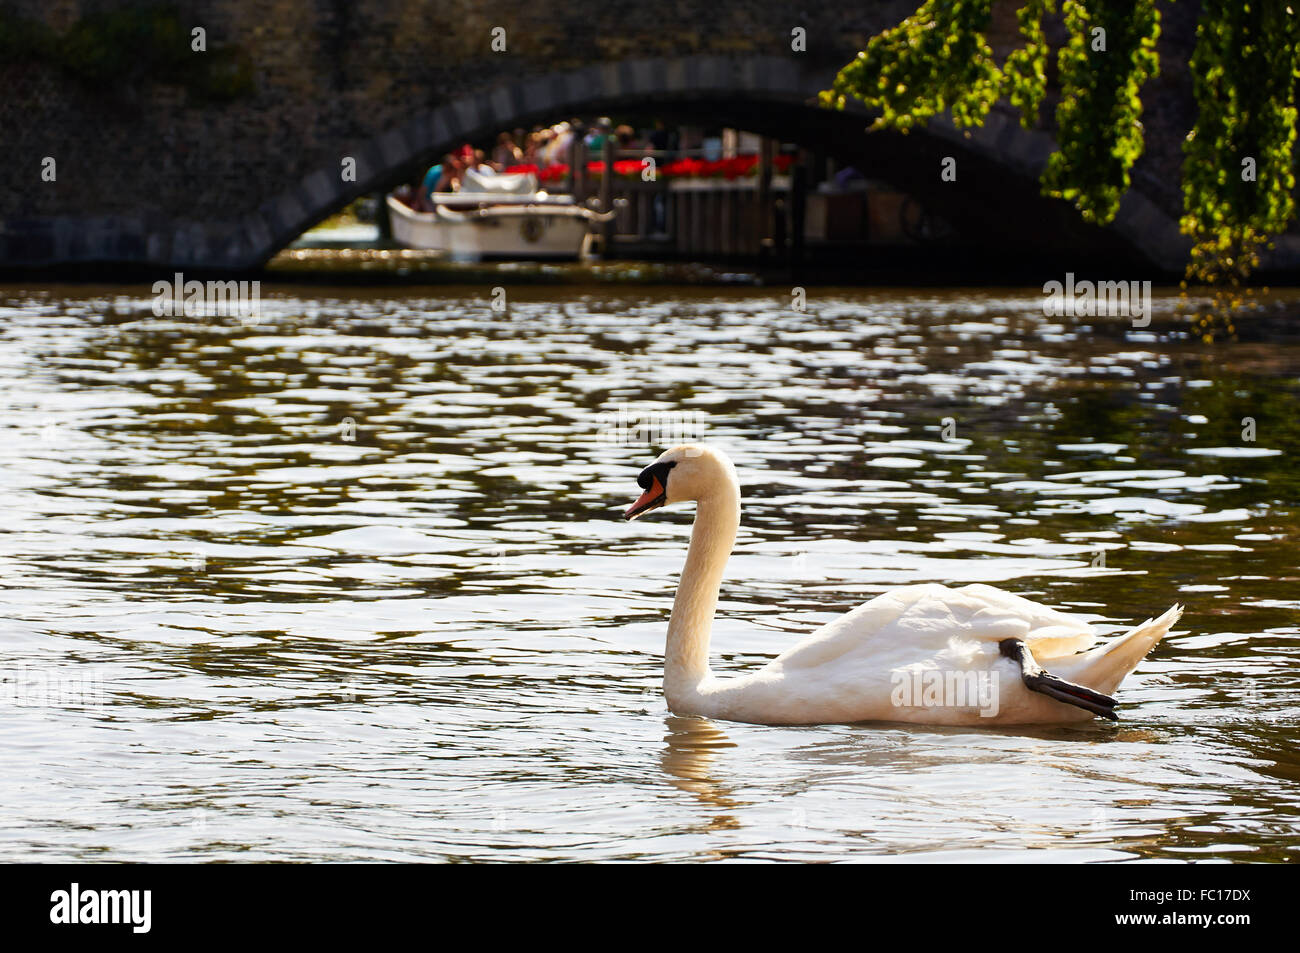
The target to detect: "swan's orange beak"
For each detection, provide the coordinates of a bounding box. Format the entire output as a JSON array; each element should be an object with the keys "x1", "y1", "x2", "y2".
[
  {"x1": 624, "y1": 473, "x2": 666, "y2": 520},
  {"x1": 625, "y1": 459, "x2": 676, "y2": 520}
]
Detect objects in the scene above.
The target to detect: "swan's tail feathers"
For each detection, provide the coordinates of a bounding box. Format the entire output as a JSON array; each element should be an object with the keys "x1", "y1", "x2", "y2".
[{"x1": 1061, "y1": 604, "x2": 1184, "y2": 698}]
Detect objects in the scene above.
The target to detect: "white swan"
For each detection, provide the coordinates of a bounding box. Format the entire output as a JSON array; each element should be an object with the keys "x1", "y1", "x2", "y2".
[{"x1": 623, "y1": 444, "x2": 1183, "y2": 727}]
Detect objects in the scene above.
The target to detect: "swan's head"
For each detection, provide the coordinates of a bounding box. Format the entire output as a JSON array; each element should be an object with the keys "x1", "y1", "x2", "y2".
[{"x1": 623, "y1": 444, "x2": 737, "y2": 520}]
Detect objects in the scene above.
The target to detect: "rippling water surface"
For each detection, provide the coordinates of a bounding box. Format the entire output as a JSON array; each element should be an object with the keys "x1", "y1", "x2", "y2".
[{"x1": 1, "y1": 282, "x2": 1297, "y2": 862}]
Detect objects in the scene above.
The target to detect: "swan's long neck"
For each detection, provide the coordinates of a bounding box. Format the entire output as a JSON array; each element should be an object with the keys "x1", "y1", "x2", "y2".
[{"x1": 664, "y1": 482, "x2": 740, "y2": 706}]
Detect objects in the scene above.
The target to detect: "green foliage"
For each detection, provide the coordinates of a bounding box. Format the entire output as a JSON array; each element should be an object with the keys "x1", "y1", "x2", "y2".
[
  {"x1": 0, "y1": 4, "x2": 254, "y2": 103},
  {"x1": 1180, "y1": 0, "x2": 1300, "y2": 339},
  {"x1": 824, "y1": 0, "x2": 1160, "y2": 228},
  {"x1": 1003, "y1": 0, "x2": 1055, "y2": 129},
  {"x1": 820, "y1": 1, "x2": 1002, "y2": 132},
  {"x1": 1041, "y1": 0, "x2": 1160, "y2": 225},
  {"x1": 823, "y1": 0, "x2": 1300, "y2": 313}
]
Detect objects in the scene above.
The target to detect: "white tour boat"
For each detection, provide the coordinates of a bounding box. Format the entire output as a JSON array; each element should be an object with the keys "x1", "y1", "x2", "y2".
[{"x1": 387, "y1": 169, "x2": 614, "y2": 260}]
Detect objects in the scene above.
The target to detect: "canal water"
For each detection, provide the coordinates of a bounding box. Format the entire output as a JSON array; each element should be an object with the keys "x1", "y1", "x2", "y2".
[{"x1": 1, "y1": 280, "x2": 1296, "y2": 861}]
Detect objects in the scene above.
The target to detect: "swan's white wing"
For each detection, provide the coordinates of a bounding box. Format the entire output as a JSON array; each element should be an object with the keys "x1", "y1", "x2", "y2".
[{"x1": 773, "y1": 582, "x2": 1097, "y2": 672}]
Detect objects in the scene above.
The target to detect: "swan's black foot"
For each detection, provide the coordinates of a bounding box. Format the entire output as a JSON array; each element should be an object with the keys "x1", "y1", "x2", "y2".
[{"x1": 998, "y1": 638, "x2": 1118, "y2": 721}]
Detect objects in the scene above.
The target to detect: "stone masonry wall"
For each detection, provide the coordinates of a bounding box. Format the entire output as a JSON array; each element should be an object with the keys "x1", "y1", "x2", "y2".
[{"x1": 0, "y1": 1, "x2": 1218, "y2": 269}]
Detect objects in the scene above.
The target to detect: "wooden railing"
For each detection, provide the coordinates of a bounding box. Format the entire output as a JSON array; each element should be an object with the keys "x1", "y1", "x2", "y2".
[{"x1": 573, "y1": 146, "x2": 795, "y2": 258}]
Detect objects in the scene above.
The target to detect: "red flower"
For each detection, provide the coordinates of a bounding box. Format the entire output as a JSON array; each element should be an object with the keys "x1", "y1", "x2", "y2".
[
  {"x1": 663, "y1": 157, "x2": 705, "y2": 178},
  {"x1": 539, "y1": 163, "x2": 568, "y2": 183},
  {"x1": 720, "y1": 155, "x2": 759, "y2": 179},
  {"x1": 504, "y1": 162, "x2": 569, "y2": 183},
  {"x1": 656, "y1": 154, "x2": 793, "y2": 179},
  {"x1": 525, "y1": 153, "x2": 794, "y2": 183}
]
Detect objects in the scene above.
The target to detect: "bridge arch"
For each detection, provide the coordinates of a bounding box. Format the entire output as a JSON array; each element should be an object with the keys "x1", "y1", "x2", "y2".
[{"x1": 23, "y1": 54, "x2": 1192, "y2": 273}]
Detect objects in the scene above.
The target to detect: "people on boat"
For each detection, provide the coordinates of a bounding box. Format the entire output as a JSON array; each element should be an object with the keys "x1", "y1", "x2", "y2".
[
  {"x1": 543, "y1": 122, "x2": 574, "y2": 165},
  {"x1": 402, "y1": 119, "x2": 793, "y2": 215},
  {"x1": 614, "y1": 124, "x2": 639, "y2": 150},
  {"x1": 416, "y1": 149, "x2": 471, "y2": 209},
  {"x1": 584, "y1": 117, "x2": 613, "y2": 152},
  {"x1": 522, "y1": 129, "x2": 545, "y2": 163},
  {"x1": 418, "y1": 159, "x2": 446, "y2": 209},
  {"x1": 492, "y1": 132, "x2": 523, "y2": 169},
  {"x1": 647, "y1": 118, "x2": 676, "y2": 154}
]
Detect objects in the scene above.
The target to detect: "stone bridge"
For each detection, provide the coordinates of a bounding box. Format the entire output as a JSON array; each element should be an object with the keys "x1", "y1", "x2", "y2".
[{"x1": 0, "y1": 0, "x2": 1256, "y2": 275}]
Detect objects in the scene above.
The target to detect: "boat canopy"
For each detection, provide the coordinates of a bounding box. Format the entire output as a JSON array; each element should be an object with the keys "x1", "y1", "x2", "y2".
[{"x1": 461, "y1": 169, "x2": 539, "y2": 195}]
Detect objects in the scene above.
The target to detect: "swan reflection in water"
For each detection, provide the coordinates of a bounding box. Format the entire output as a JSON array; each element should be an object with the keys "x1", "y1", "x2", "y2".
[{"x1": 660, "y1": 715, "x2": 743, "y2": 831}]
